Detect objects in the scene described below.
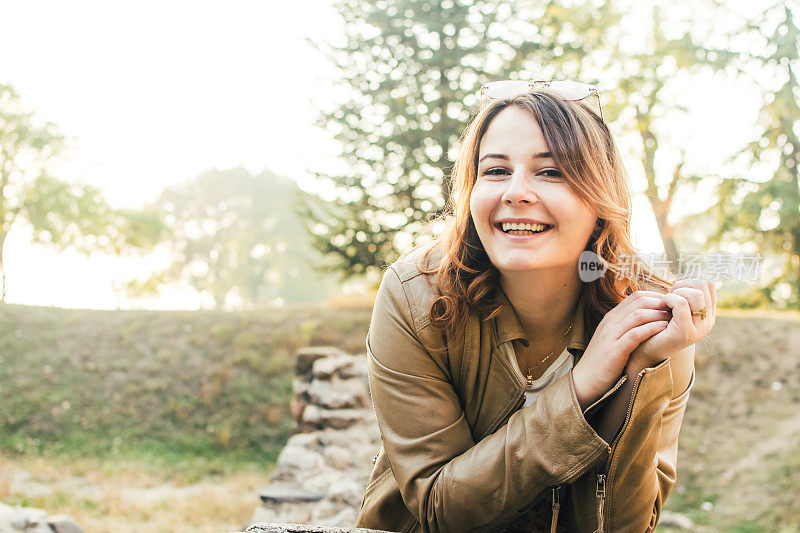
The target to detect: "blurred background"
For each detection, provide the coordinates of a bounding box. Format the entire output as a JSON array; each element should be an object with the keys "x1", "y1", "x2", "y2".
[{"x1": 0, "y1": 0, "x2": 798, "y2": 531}]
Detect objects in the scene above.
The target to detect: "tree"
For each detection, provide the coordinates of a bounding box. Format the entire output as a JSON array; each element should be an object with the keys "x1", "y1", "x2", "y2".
[
  {"x1": 297, "y1": 0, "x2": 619, "y2": 278},
  {"x1": 132, "y1": 167, "x2": 337, "y2": 309},
  {"x1": 586, "y1": 1, "x2": 741, "y2": 273},
  {"x1": 0, "y1": 82, "x2": 162, "y2": 301},
  {"x1": 698, "y1": 2, "x2": 800, "y2": 306}
]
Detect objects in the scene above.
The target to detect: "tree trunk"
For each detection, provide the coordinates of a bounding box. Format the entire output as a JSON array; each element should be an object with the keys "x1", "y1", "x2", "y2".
[
  {"x1": 651, "y1": 199, "x2": 680, "y2": 276},
  {"x1": 638, "y1": 105, "x2": 680, "y2": 278}
]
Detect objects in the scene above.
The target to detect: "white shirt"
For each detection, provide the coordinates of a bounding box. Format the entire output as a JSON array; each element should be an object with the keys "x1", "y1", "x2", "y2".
[{"x1": 498, "y1": 341, "x2": 574, "y2": 408}]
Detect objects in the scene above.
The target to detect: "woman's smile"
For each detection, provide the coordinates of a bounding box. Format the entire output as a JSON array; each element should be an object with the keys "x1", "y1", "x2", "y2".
[{"x1": 494, "y1": 223, "x2": 554, "y2": 241}]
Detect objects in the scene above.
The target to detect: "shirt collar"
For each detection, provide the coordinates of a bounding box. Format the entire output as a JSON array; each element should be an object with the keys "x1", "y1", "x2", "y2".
[{"x1": 493, "y1": 284, "x2": 588, "y2": 354}]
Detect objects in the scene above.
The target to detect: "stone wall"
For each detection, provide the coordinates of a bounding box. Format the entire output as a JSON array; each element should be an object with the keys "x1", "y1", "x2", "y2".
[{"x1": 246, "y1": 347, "x2": 382, "y2": 529}]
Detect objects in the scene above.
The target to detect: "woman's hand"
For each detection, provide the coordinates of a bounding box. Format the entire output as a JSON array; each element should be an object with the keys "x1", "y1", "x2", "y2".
[
  {"x1": 572, "y1": 290, "x2": 672, "y2": 409},
  {"x1": 628, "y1": 278, "x2": 716, "y2": 369}
]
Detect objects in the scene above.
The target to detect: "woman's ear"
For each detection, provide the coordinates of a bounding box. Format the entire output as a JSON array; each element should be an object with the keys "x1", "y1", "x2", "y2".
[{"x1": 592, "y1": 218, "x2": 604, "y2": 237}]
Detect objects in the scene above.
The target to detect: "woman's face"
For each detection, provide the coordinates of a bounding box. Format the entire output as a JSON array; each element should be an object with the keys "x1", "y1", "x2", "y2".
[{"x1": 469, "y1": 106, "x2": 598, "y2": 274}]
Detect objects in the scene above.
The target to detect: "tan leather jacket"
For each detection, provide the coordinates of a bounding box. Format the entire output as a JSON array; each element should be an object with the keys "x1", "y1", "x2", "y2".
[{"x1": 356, "y1": 244, "x2": 695, "y2": 533}]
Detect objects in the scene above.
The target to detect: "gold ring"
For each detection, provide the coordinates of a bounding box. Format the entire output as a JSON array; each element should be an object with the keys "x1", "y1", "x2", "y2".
[{"x1": 691, "y1": 307, "x2": 707, "y2": 319}]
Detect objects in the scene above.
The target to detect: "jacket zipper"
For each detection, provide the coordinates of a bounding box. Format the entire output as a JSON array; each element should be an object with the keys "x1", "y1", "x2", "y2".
[
  {"x1": 594, "y1": 367, "x2": 646, "y2": 532},
  {"x1": 505, "y1": 483, "x2": 562, "y2": 533},
  {"x1": 472, "y1": 482, "x2": 560, "y2": 533},
  {"x1": 550, "y1": 485, "x2": 561, "y2": 533},
  {"x1": 595, "y1": 471, "x2": 606, "y2": 533}
]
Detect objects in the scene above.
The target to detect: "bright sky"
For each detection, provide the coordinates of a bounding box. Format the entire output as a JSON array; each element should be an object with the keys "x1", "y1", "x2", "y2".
[
  {"x1": 0, "y1": 0, "x2": 764, "y2": 309},
  {"x1": 1, "y1": 0, "x2": 343, "y2": 308}
]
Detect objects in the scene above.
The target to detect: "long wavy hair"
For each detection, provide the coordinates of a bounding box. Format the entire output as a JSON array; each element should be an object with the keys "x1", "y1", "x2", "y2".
[{"x1": 404, "y1": 89, "x2": 673, "y2": 342}]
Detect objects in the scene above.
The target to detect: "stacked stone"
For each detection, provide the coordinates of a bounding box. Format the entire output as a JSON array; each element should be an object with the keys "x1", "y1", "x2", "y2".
[
  {"x1": 248, "y1": 347, "x2": 381, "y2": 528},
  {"x1": 0, "y1": 503, "x2": 83, "y2": 532}
]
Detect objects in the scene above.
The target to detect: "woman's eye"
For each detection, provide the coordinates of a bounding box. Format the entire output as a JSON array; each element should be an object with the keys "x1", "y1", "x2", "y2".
[
  {"x1": 540, "y1": 169, "x2": 563, "y2": 178},
  {"x1": 483, "y1": 167, "x2": 509, "y2": 176}
]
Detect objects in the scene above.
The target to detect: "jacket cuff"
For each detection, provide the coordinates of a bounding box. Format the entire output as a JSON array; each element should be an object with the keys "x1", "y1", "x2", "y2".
[
  {"x1": 582, "y1": 374, "x2": 628, "y2": 420},
  {"x1": 639, "y1": 356, "x2": 673, "y2": 396},
  {"x1": 671, "y1": 364, "x2": 695, "y2": 402},
  {"x1": 559, "y1": 368, "x2": 615, "y2": 453}
]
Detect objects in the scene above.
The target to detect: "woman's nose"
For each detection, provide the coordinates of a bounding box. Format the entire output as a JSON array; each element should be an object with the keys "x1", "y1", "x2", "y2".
[{"x1": 501, "y1": 171, "x2": 539, "y2": 204}]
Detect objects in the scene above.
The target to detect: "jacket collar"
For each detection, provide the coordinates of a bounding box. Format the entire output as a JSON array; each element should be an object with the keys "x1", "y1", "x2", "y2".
[{"x1": 493, "y1": 284, "x2": 588, "y2": 354}]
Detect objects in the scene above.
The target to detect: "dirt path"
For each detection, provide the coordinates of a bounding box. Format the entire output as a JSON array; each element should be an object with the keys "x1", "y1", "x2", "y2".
[
  {"x1": 0, "y1": 455, "x2": 264, "y2": 532},
  {"x1": 717, "y1": 408, "x2": 800, "y2": 487}
]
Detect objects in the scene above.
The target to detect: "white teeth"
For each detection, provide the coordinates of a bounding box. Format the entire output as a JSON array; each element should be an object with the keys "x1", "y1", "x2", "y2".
[{"x1": 501, "y1": 222, "x2": 548, "y2": 232}]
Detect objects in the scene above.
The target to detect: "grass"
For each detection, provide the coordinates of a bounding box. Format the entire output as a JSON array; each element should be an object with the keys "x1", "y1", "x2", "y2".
[
  {"x1": 0, "y1": 452, "x2": 272, "y2": 532},
  {"x1": 0, "y1": 300, "x2": 372, "y2": 465}
]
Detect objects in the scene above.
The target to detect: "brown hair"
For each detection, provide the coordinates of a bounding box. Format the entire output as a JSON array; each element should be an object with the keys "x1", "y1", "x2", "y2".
[{"x1": 404, "y1": 89, "x2": 673, "y2": 341}]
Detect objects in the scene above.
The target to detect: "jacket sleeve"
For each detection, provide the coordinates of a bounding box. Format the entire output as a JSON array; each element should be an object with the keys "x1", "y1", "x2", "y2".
[
  {"x1": 565, "y1": 352, "x2": 696, "y2": 532},
  {"x1": 366, "y1": 267, "x2": 615, "y2": 532}
]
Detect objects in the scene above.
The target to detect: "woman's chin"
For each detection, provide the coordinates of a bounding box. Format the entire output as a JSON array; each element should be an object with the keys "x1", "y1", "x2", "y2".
[
  {"x1": 494, "y1": 259, "x2": 556, "y2": 272},
  {"x1": 490, "y1": 252, "x2": 577, "y2": 273}
]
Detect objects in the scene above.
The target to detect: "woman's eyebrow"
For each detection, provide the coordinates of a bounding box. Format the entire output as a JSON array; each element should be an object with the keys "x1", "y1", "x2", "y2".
[{"x1": 478, "y1": 152, "x2": 552, "y2": 164}]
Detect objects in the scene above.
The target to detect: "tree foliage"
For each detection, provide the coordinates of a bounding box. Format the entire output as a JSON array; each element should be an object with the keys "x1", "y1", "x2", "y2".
[
  {"x1": 134, "y1": 167, "x2": 337, "y2": 309},
  {"x1": 697, "y1": 2, "x2": 800, "y2": 305},
  {"x1": 585, "y1": 1, "x2": 739, "y2": 273},
  {"x1": 0, "y1": 82, "x2": 162, "y2": 301},
  {"x1": 297, "y1": 0, "x2": 620, "y2": 278}
]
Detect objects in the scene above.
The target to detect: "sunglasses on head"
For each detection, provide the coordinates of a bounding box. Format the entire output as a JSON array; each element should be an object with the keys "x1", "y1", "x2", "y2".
[{"x1": 479, "y1": 79, "x2": 604, "y2": 123}]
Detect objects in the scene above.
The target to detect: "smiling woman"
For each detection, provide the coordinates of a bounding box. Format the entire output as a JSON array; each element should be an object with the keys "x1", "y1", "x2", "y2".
[{"x1": 356, "y1": 82, "x2": 714, "y2": 533}]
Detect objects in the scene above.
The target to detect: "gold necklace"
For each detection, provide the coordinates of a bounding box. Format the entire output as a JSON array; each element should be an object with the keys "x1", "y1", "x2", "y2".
[{"x1": 513, "y1": 321, "x2": 574, "y2": 388}]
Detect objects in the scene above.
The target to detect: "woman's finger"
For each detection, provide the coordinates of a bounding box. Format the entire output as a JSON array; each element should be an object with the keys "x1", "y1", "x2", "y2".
[
  {"x1": 698, "y1": 280, "x2": 713, "y2": 319},
  {"x1": 601, "y1": 293, "x2": 667, "y2": 339},
  {"x1": 709, "y1": 280, "x2": 716, "y2": 312},
  {"x1": 618, "y1": 319, "x2": 669, "y2": 353},
  {"x1": 615, "y1": 291, "x2": 669, "y2": 316},
  {"x1": 672, "y1": 279, "x2": 714, "y2": 320},
  {"x1": 670, "y1": 287, "x2": 706, "y2": 320},
  {"x1": 662, "y1": 292, "x2": 696, "y2": 341},
  {"x1": 617, "y1": 309, "x2": 672, "y2": 339}
]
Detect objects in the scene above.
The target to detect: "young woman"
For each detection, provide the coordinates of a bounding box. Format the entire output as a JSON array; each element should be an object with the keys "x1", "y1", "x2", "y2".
[{"x1": 356, "y1": 80, "x2": 714, "y2": 532}]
